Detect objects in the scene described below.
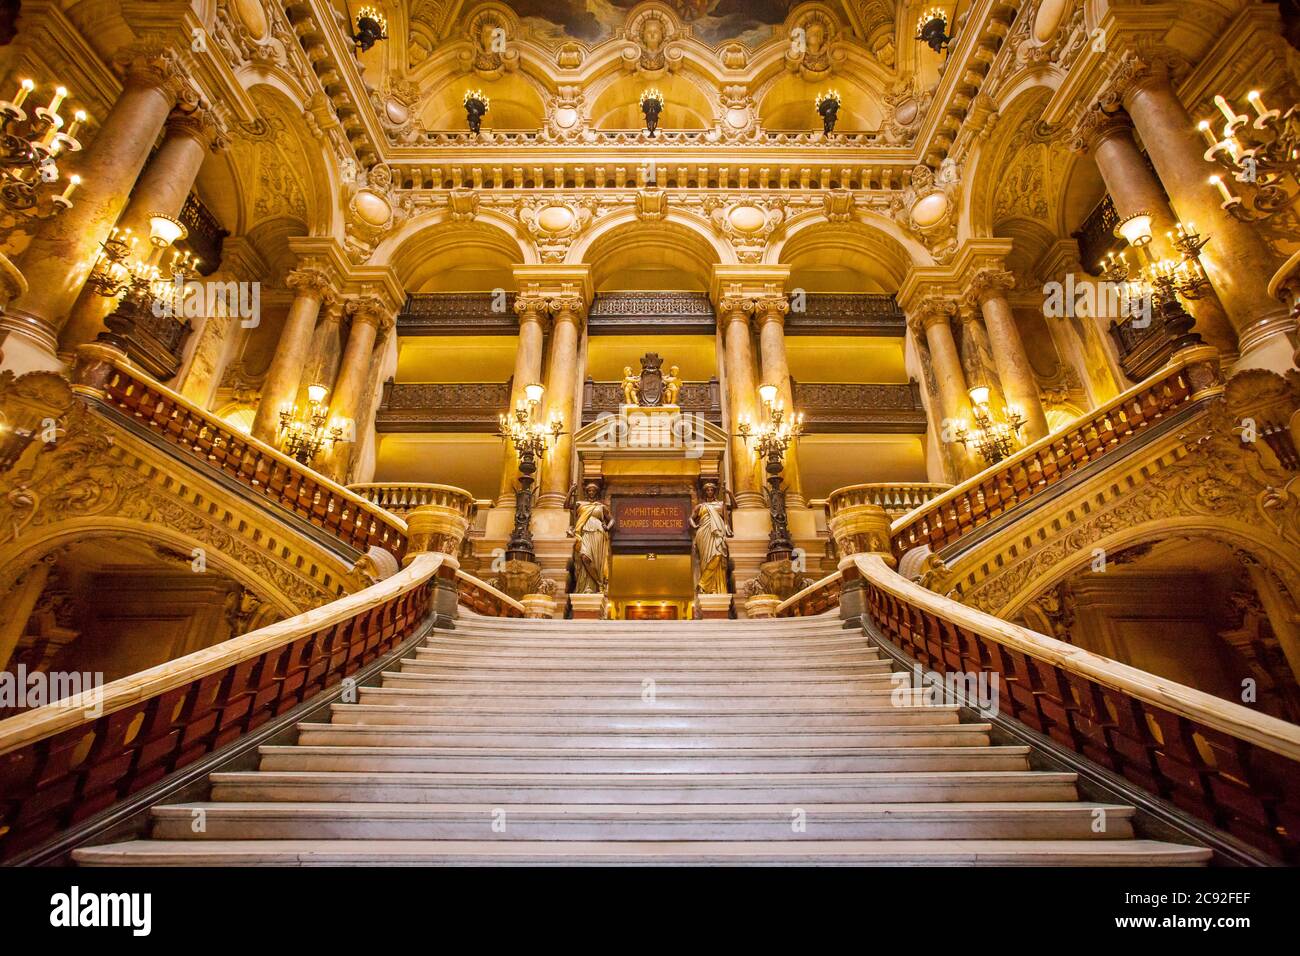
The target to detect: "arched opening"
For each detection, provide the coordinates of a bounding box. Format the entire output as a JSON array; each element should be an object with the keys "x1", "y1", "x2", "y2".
[
  {"x1": 420, "y1": 73, "x2": 547, "y2": 131},
  {"x1": 588, "y1": 74, "x2": 713, "y2": 131}
]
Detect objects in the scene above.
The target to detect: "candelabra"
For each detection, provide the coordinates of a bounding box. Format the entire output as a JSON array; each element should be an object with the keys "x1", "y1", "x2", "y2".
[
  {"x1": 815, "y1": 90, "x2": 841, "y2": 135},
  {"x1": 640, "y1": 88, "x2": 663, "y2": 137},
  {"x1": 737, "y1": 384, "x2": 804, "y2": 560},
  {"x1": 464, "y1": 90, "x2": 489, "y2": 134},
  {"x1": 916, "y1": 8, "x2": 953, "y2": 54},
  {"x1": 956, "y1": 386, "x2": 1024, "y2": 466},
  {"x1": 0, "y1": 79, "x2": 85, "y2": 233},
  {"x1": 279, "y1": 384, "x2": 343, "y2": 465},
  {"x1": 1198, "y1": 89, "x2": 1299, "y2": 223},
  {"x1": 498, "y1": 383, "x2": 563, "y2": 561},
  {"x1": 1100, "y1": 212, "x2": 1211, "y2": 302},
  {"x1": 351, "y1": 5, "x2": 388, "y2": 53}
]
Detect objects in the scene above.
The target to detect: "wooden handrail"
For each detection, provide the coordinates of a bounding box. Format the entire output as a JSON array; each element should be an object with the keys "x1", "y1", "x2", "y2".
[
  {"x1": 854, "y1": 552, "x2": 1300, "y2": 861},
  {"x1": 0, "y1": 552, "x2": 448, "y2": 861},
  {"x1": 80, "y1": 356, "x2": 408, "y2": 564},
  {"x1": 455, "y1": 568, "x2": 526, "y2": 618},
  {"x1": 890, "y1": 346, "x2": 1222, "y2": 559}
]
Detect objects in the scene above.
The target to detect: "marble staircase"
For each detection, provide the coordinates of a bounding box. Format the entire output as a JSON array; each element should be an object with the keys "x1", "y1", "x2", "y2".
[{"x1": 73, "y1": 614, "x2": 1211, "y2": 866}]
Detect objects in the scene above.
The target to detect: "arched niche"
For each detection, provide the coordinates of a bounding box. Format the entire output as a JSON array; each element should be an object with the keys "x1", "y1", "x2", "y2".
[
  {"x1": 588, "y1": 74, "x2": 713, "y2": 131},
  {"x1": 387, "y1": 218, "x2": 528, "y2": 291},
  {"x1": 758, "y1": 74, "x2": 882, "y2": 131},
  {"x1": 581, "y1": 217, "x2": 722, "y2": 291},
  {"x1": 777, "y1": 220, "x2": 915, "y2": 292},
  {"x1": 420, "y1": 73, "x2": 546, "y2": 130}
]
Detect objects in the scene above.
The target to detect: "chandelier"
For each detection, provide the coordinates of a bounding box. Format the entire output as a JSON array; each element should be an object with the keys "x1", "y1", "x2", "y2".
[
  {"x1": 815, "y1": 90, "x2": 841, "y2": 134},
  {"x1": 957, "y1": 386, "x2": 1024, "y2": 466},
  {"x1": 352, "y1": 6, "x2": 388, "y2": 53},
  {"x1": 916, "y1": 8, "x2": 953, "y2": 54},
  {"x1": 0, "y1": 78, "x2": 85, "y2": 233},
  {"x1": 1100, "y1": 212, "x2": 1211, "y2": 303},
  {"x1": 278, "y1": 384, "x2": 343, "y2": 465},
  {"x1": 1199, "y1": 89, "x2": 1298, "y2": 223},
  {"x1": 640, "y1": 88, "x2": 664, "y2": 137},
  {"x1": 738, "y1": 384, "x2": 804, "y2": 559},
  {"x1": 86, "y1": 213, "x2": 199, "y2": 313},
  {"x1": 463, "y1": 89, "x2": 489, "y2": 134},
  {"x1": 498, "y1": 383, "x2": 563, "y2": 561}
]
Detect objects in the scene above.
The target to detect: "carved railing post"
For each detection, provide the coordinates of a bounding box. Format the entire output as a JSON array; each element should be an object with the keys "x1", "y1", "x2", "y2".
[
  {"x1": 827, "y1": 485, "x2": 896, "y2": 625},
  {"x1": 402, "y1": 484, "x2": 475, "y2": 625}
]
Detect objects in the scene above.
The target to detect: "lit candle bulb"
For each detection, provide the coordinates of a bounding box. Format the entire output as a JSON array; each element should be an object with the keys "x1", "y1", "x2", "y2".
[
  {"x1": 1209, "y1": 175, "x2": 1235, "y2": 204},
  {"x1": 46, "y1": 85, "x2": 67, "y2": 115},
  {"x1": 59, "y1": 174, "x2": 80, "y2": 201},
  {"x1": 1224, "y1": 137, "x2": 1241, "y2": 162},
  {"x1": 1214, "y1": 94, "x2": 1242, "y2": 126},
  {"x1": 66, "y1": 109, "x2": 85, "y2": 139},
  {"x1": 1197, "y1": 120, "x2": 1217, "y2": 148},
  {"x1": 1246, "y1": 90, "x2": 1269, "y2": 118},
  {"x1": 13, "y1": 78, "x2": 33, "y2": 109}
]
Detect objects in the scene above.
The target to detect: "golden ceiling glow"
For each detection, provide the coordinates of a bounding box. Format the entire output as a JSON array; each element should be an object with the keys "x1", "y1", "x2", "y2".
[
  {"x1": 374, "y1": 434, "x2": 504, "y2": 498},
  {"x1": 798, "y1": 434, "x2": 928, "y2": 500},
  {"x1": 396, "y1": 336, "x2": 520, "y2": 382},
  {"x1": 587, "y1": 335, "x2": 718, "y2": 381},
  {"x1": 785, "y1": 336, "x2": 908, "y2": 384}
]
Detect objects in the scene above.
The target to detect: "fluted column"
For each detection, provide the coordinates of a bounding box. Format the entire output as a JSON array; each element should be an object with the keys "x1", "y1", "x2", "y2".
[
  {"x1": 499, "y1": 296, "x2": 549, "y2": 503},
  {"x1": 1070, "y1": 102, "x2": 1237, "y2": 357},
  {"x1": 755, "y1": 293, "x2": 802, "y2": 502},
  {"x1": 720, "y1": 296, "x2": 762, "y2": 507},
  {"x1": 1107, "y1": 51, "x2": 1289, "y2": 363},
  {"x1": 2, "y1": 45, "x2": 191, "y2": 369},
  {"x1": 537, "y1": 297, "x2": 584, "y2": 508},
  {"x1": 911, "y1": 296, "x2": 978, "y2": 479},
  {"x1": 966, "y1": 267, "x2": 1050, "y2": 443},
  {"x1": 58, "y1": 105, "x2": 227, "y2": 355},
  {"x1": 322, "y1": 295, "x2": 391, "y2": 481},
  {"x1": 250, "y1": 268, "x2": 336, "y2": 444}
]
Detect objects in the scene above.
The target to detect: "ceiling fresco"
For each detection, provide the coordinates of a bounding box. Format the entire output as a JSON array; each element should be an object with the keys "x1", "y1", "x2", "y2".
[{"x1": 483, "y1": 0, "x2": 799, "y2": 47}]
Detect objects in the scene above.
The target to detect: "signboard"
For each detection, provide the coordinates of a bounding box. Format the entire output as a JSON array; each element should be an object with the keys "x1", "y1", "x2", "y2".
[{"x1": 611, "y1": 495, "x2": 692, "y2": 551}]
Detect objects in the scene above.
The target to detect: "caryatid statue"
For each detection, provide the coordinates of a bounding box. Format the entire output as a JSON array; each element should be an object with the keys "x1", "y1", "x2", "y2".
[
  {"x1": 691, "y1": 481, "x2": 735, "y2": 595},
  {"x1": 566, "y1": 481, "x2": 615, "y2": 594}
]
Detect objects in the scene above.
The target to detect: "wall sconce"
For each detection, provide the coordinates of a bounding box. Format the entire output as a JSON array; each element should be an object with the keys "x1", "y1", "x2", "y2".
[
  {"x1": 957, "y1": 386, "x2": 1024, "y2": 465},
  {"x1": 352, "y1": 5, "x2": 388, "y2": 53},
  {"x1": 498, "y1": 383, "x2": 563, "y2": 561},
  {"x1": 279, "y1": 383, "x2": 343, "y2": 465},
  {"x1": 1199, "y1": 89, "x2": 1298, "y2": 223},
  {"x1": 640, "y1": 88, "x2": 664, "y2": 137},
  {"x1": 916, "y1": 8, "x2": 953, "y2": 54},
  {"x1": 815, "y1": 90, "x2": 841, "y2": 134},
  {"x1": 464, "y1": 89, "x2": 489, "y2": 134}
]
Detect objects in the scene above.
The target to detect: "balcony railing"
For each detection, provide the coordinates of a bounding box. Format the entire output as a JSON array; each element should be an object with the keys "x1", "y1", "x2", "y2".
[
  {"x1": 826, "y1": 482, "x2": 952, "y2": 519},
  {"x1": 350, "y1": 482, "x2": 483, "y2": 520},
  {"x1": 787, "y1": 294, "x2": 907, "y2": 335},
  {"x1": 582, "y1": 377, "x2": 722, "y2": 425},
  {"x1": 890, "y1": 346, "x2": 1223, "y2": 561},
  {"x1": 792, "y1": 380, "x2": 926, "y2": 433},
  {"x1": 375, "y1": 381, "x2": 513, "y2": 433},
  {"x1": 397, "y1": 293, "x2": 518, "y2": 336},
  {"x1": 76, "y1": 352, "x2": 408, "y2": 564}
]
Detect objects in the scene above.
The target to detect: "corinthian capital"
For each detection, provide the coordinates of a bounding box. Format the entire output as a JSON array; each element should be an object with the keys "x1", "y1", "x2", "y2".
[
  {"x1": 754, "y1": 293, "x2": 790, "y2": 323},
  {"x1": 548, "y1": 295, "x2": 586, "y2": 327},
  {"x1": 164, "y1": 104, "x2": 230, "y2": 152},
  {"x1": 1068, "y1": 101, "x2": 1133, "y2": 154},
  {"x1": 514, "y1": 293, "x2": 551, "y2": 324},
  {"x1": 285, "y1": 267, "x2": 337, "y2": 303},
  {"x1": 1101, "y1": 46, "x2": 1187, "y2": 106},
  {"x1": 112, "y1": 40, "x2": 188, "y2": 101},
  {"x1": 966, "y1": 267, "x2": 1016, "y2": 306},
  {"x1": 345, "y1": 294, "x2": 391, "y2": 330},
  {"x1": 910, "y1": 294, "x2": 959, "y2": 333}
]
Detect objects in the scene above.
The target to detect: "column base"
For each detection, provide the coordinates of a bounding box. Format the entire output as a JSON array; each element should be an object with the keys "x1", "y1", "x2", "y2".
[
  {"x1": 1232, "y1": 309, "x2": 1296, "y2": 375},
  {"x1": 696, "y1": 593, "x2": 734, "y2": 619},
  {"x1": 521, "y1": 593, "x2": 559, "y2": 619},
  {"x1": 0, "y1": 310, "x2": 63, "y2": 374},
  {"x1": 569, "y1": 592, "x2": 607, "y2": 619},
  {"x1": 742, "y1": 594, "x2": 780, "y2": 619}
]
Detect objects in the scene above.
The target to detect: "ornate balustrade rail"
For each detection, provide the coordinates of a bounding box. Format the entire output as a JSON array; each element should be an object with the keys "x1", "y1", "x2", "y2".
[
  {"x1": 0, "y1": 552, "x2": 448, "y2": 862},
  {"x1": 349, "y1": 482, "x2": 483, "y2": 521},
  {"x1": 793, "y1": 380, "x2": 927, "y2": 433},
  {"x1": 376, "y1": 381, "x2": 513, "y2": 432},
  {"x1": 854, "y1": 553, "x2": 1300, "y2": 863},
  {"x1": 397, "y1": 293, "x2": 518, "y2": 336},
  {"x1": 890, "y1": 346, "x2": 1224, "y2": 561},
  {"x1": 455, "y1": 568, "x2": 525, "y2": 618},
  {"x1": 75, "y1": 351, "x2": 408, "y2": 564},
  {"x1": 827, "y1": 482, "x2": 953, "y2": 519}
]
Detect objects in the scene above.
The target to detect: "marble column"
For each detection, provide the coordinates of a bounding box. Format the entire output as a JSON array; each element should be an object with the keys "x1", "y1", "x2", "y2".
[
  {"x1": 499, "y1": 296, "x2": 549, "y2": 504},
  {"x1": 1070, "y1": 102, "x2": 1237, "y2": 357},
  {"x1": 250, "y1": 268, "x2": 336, "y2": 444},
  {"x1": 912, "y1": 296, "x2": 979, "y2": 479},
  {"x1": 537, "y1": 297, "x2": 584, "y2": 508},
  {"x1": 719, "y1": 295, "x2": 762, "y2": 507},
  {"x1": 755, "y1": 293, "x2": 802, "y2": 503},
  {"x1": 322, "y1": 295, "x2": 390, "y2": 482},
  {"x1": 58, "y1": 105, "x2": 226, "y2": 355},
  {"x1": 1108, "y1": 51, "x2": 1290, "y2": 366},
  {"x1": 2, "y1": 44, "x2": 188, "y2": 371},
  {"x1": 967, "y1": 267, "x2": 1050, "y2": 443}
]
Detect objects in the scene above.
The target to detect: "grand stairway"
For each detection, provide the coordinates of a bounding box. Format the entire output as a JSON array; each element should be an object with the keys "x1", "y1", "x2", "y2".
[{"x1": 73, "y1": 614, "x2": 1210, "y2": 866}]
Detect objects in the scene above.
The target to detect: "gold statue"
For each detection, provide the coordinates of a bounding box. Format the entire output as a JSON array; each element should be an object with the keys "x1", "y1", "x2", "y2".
[
  {"x1": 663, "y1": 364, "x2": 681, "y2": 406},
  {"x1": 691, "y1": 481, "x2": 735, "y2": 595},
  {"x1": 566, "y1": 481, "x2": 614, "y2": 594},
  {"x1": 621, "y1": 366, "x2": 639, "y2": 406}
]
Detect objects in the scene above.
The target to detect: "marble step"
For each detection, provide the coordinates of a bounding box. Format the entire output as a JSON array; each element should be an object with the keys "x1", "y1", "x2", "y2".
[
  {"x1": 396, "y1": 659, "x2": 895, "y2": 679},
  {"x1": 451, "y1": 619, "x2": 843, "y2": 634},
  {"x1": 73, "y1": 839, "x2": 1212, "y2": 866},
  {"x1": 255, "y1": 744, "x2": 1033, "y2": 774},
  {"x1": 146, "y1": 801, "x2": 1137, "y2": 842},
  {"x1": 378, "y1": 673, "x2": 904, "y2": 695},
  {"x1": 348, "y1": 689, "x2": 943, "y2": 713},
  {"x1": 292, "y1": 723, "x2": 995, "y2": 750},
  {"x1": 428, "y1": 634, "x2": 870, "y2": 651},
  {"x1": 209, "y1": 769, "x2": 1080, "y2": 804},
  {"x1": 326, "y1": 704, "x2": 964, "y2": 729},
  {"x1": 411, "y1": 647, "x2": 883, "y2": 665}
]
